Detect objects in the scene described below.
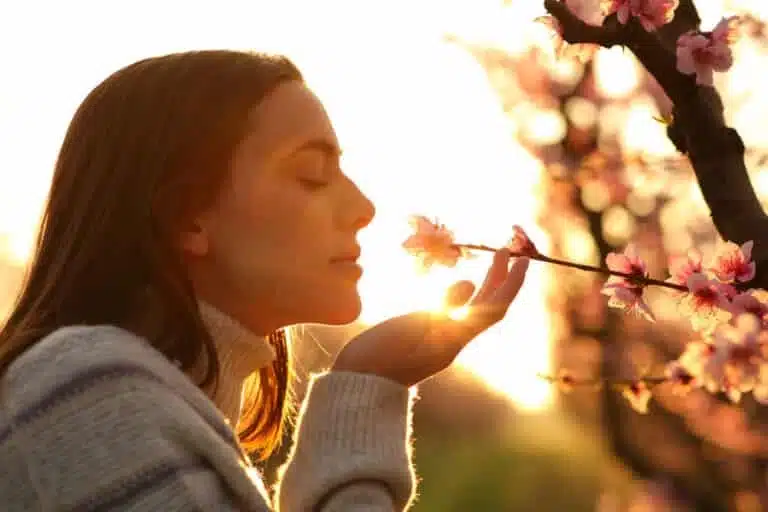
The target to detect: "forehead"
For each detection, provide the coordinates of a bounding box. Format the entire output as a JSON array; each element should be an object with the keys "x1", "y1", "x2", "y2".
[{"x1": 244, "y1": 81, "x2": 337, "y2": 158}]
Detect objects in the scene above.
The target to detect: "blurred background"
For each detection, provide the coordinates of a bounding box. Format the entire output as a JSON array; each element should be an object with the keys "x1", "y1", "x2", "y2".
[{"x1": 3, "y1": 0, "x2": 768, "y2": 509}]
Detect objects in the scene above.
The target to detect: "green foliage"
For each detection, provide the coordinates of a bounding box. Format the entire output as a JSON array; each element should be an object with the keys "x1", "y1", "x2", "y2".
[{"x1": 412, "y1": 413, "x2": 629, "y2": 511}]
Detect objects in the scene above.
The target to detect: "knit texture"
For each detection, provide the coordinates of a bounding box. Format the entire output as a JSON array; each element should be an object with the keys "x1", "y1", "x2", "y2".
[{"x1": 0, "y1": 319, "x2": 417, "y2": 510}]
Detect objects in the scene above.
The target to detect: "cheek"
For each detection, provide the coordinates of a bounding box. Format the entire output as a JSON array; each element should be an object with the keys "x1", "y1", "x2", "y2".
[
  {"x1": 209, "y1": 183, "x2": 324, "y2": 288},
  {"x1": 239, "y1": 185, "x2": 323, "y2": 258},
  {"x1": 206, "y1": 178, "x2": 360, "y2": 324}
]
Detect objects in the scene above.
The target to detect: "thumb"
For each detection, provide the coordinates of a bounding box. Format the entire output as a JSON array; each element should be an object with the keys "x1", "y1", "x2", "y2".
[{"x1": 443, "y1": 280, "x2": 476, "y2": 309}]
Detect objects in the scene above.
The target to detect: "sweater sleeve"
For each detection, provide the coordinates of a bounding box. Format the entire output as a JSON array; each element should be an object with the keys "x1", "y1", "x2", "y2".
[
  {"x1": 1, "y1": 364, "x2": 270, "y2": 511},
  {"x1": 275, "y1": 371, "x2": 417, "y2": 512}
]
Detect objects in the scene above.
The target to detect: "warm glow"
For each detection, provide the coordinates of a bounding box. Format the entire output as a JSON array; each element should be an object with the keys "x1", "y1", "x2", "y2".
[
  {"x1": 754, "y1": 171, "x2": 768, "y2": 198},
  {"x1": 447, "y1": 305, "x2": 471, "y2": 321},
  {"x1": 602, "y1": 204, "x2": 636, "y2": 246},
  {"x1": 0, "y1": 0, "x2": 555, "y2": 410},
  {"x1": 334, "y1": 41, "x2": 555, "y2": 411},
  {"x1": 594, "y1": 47, "x2": 640, "y2": 99},
  {"x1": 522, "y1": 107, "x2": 568, "y2": 146},
  {"x1": 619, "y1": 97, "x2": 677, "y2": 157},
  {"x1": 6, "y1": 0, "x2": 766, "y2": 415}
]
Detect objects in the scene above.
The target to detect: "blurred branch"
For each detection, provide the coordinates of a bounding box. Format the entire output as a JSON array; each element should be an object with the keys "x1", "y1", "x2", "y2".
[
  {"x1": 544, "y1": 0, "x2": 768, "y2": 289},
  {"x1": 548, "y1": 60, "x2": 735, "y2": 509},
  {"x1": 599, "y1": 348, "x2": 731, "y2": 512},
  {"x1": 583, "y1": 208, "x2": 732, "y2": 512}
]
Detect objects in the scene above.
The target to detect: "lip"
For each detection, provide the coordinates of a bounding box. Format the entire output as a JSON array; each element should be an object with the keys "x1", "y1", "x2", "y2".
[
  {"x1": 331, "y1": 260, "x2": 363, "y2": 279},
  {"x1": 330, "y1": 248, "x2": 361, "y2": 263}
]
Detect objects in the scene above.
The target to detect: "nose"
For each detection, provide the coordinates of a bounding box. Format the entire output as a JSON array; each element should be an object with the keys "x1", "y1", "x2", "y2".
[{"x1": 343, "y1": 175, "x2": 376, "y2": 231}]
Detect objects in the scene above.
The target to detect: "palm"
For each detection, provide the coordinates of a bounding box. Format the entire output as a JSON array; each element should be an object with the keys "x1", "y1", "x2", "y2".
[{"x1": 333, "y1": 250, "x2": 529, "y2": 386}]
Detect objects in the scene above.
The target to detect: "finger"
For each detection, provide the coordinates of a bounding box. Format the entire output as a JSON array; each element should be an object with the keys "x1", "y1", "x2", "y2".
[
  {"x1": 490, "y1": 257, "x2": 529, "y2": 308},
  {"x1": 461, "y1": 257, "x2": 529, "y2": 333},
  {"x1": 443, "y1": 280, "x2": 476, "y2": 309},
  {"x1": 472, "y1": 248, "x2": 510, "y2": 304}
]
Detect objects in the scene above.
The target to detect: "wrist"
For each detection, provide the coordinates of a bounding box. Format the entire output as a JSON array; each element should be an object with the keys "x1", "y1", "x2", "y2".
[
  {"x1": 331, "y1": 358, "x2": 402, "y2": 385},
  {"x1": 330, "y1": 359, "x2": 378, "y2": 378}
]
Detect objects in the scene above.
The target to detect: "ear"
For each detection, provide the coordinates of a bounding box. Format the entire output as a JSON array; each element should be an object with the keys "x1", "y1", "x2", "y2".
[{"x1": 178, "y1": 216, "x2": 210, "y2": 257}]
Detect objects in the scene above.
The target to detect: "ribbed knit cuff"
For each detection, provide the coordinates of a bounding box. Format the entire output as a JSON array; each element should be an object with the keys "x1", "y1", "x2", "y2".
[{"x1": 275, "y1": 371, "x2": 417, "y2": 511}]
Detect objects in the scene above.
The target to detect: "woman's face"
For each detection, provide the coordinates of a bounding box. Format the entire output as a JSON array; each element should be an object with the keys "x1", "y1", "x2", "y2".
[{"x1": 183, "y1": 80, "x2": 375, "y2": 334}]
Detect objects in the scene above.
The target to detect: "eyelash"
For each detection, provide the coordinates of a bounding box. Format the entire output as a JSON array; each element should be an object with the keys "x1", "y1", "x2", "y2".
[{"x1": 298, "y1": 177, "x2": 330, "y2": 190}]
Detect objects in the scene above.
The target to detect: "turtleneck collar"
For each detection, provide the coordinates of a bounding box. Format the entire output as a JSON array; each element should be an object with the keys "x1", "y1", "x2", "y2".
[{"x1": 197, "y1": 301, "x2": 277, "y2": 426}]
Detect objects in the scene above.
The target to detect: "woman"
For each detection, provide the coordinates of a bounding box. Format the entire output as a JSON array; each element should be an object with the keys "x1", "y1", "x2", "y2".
[{"x1": 0, "y1": 50, "x2": 529, "y2": 511}]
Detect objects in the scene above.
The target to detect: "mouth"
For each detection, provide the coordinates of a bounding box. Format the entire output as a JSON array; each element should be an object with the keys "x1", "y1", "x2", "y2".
[
  {"x1": 330, "y1": 247, "x2": 361, "y2": 264},
  {"x1": 330, "y1": 250, "x2": 363, "y2": 279}
]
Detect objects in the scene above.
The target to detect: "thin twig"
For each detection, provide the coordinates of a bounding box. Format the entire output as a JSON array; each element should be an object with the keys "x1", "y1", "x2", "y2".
[
  {"x1": 537, "y1": 372, "x2": 673, "y2": 388},
  {"x1": 453, "y1": 243, "x2": 688, "y2": 292}
]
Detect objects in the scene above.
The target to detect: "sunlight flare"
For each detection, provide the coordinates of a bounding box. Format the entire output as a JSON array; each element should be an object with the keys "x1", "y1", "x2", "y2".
[{"x1": 0, "y1": 0, "x2": 562, "y2": 411}]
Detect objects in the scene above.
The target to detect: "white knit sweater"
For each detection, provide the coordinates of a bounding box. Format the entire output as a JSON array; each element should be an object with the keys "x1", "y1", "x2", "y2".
[{"x1": 0, "y1": 305, "x2": 417, "y2": 511}]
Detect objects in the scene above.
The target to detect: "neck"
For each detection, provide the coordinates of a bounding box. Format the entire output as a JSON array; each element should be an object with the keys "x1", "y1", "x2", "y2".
[{"x1": 197, "y1": 301, "x2": 277, "y2": 426}]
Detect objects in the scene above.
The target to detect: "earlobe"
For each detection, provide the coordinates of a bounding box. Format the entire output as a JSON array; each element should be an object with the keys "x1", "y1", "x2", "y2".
[{"x1": 179, "y1": 221, "x2": 210, "y2": 257}]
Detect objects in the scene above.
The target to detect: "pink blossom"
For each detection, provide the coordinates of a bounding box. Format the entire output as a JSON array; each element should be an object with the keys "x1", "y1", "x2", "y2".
[
  {"x1": 710, "y1": 240, "x2": 756, "y2": 283},
  {"x1": 678, "y1": 340, "x2": 724, "y2": 393},
  {"x1": 683, "y1": 273, "x2": 731, "y2": 312},
  {"x1": 677, "y1": 315, "x2": 768, "y2": 403},
  {"x1": 664, "y1": 360, "x2": 697, "y2": 394},
  {"x1": 720, "y1": 282, "x2": 739, "y2": 301},
  {"x1": 680, "y1": 273, "x2": 731, "y2": 331},
  {"x1": 603, "y1": 285, "x2": 656, "y2": 321},
  {"x1": 605, "y1": 243, "x2": 647, "y2": 281},
  {"x1": 565, "y1": 0, "x2": 605, "y2": 25},
  {"x1": 676, "y1": 17, "x2": 738, "y2": 86},
  {"x1": 402, "y1": 215, "x2": 465, "y2": 271},
  {"x1": 622, "y1": 380, "x2": 653, "y2": 413},
  {"x1": 727, "y1": 291, "x2": 768, "y2": 327},
  {"x1": 506, "y1": 225, "x2": 539, "y2": 257},
  {"x1": 602, "y1": 244, "x2": 654, "y2": 321},
  {"x1": 712, "y1": 314, "x2": 768, "y2": 401},
  {"x1": 666, "y1": 248, "x2": 702, "y2": 288},
  {"x1": 602, "y1": 0, "x2": 679, "y2": 31}
]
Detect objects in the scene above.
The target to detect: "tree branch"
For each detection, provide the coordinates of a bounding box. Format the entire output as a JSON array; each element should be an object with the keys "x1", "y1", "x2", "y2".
[{"x1": 544, "y1": 0, "x2": 768, "y2": 289}]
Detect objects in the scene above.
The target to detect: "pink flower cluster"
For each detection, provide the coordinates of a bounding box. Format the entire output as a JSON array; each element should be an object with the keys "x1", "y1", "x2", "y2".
[
  {"x1": 676, "y1": 17, "x2": 738, "y2": 86},
  {"x1": 601, "y1": 0, "x2": 679, "y2": 32},
  {"x1": 601, "y1": 244, "x2": 656, "y2": 321},
  {"x1": 539, "y1": 2, "x2": 739, "y2": 88},
  {"x1": 507, "y1": 225, "x2": 540, "y2": 257},
  {"x1": 540, "y1": 0, "x2": 680, "y2": 43},
  {"x1": 401, "y1": 215, "x2": 467, "y2": 272},
  {"x1": 401, "y1": 216, "x2": 768, "y2": 413},
  {"x1": 402, "y1": 216, "x2": 539, "y2": 272},
  {"x1": 602, "y1": 240, "x2": 767, "y2": 410},
  {"x1": 603, "y1": 241, "x2": 755, "y2": 331},
  {"x1": 675, "y1": 313, "x2": 768, "y2": 405}
]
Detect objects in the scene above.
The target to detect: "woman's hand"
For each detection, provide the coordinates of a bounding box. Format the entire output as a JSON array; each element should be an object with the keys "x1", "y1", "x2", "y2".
[{"x1": 332, "y1": 249, "x2": 529, "y2": 387}]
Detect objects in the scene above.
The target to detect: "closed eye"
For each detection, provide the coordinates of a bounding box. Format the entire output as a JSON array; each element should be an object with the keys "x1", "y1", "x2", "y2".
[
  {"x1": 298, "y1": 177, "x2": 330, "y2": 190},
  {"x1": 285, "y1": 139, "x2": 342, "y2": 190}
]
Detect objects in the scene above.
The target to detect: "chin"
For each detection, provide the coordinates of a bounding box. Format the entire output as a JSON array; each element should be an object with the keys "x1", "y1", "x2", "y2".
[
  {"x1": 304, "y1": 286, "x2": 362, "y2": 326},
  {"x1": 319, "y1": 296, "x2": 362, "y2": 325}
]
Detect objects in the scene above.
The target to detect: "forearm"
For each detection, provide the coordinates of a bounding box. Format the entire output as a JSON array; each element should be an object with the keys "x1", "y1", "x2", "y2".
[
  {"x1": 319, "y1": 482, "x2": 398, "y2": 511},
  {"x1": 275, "y1": 371, "x2": 417, "y2": 511}
]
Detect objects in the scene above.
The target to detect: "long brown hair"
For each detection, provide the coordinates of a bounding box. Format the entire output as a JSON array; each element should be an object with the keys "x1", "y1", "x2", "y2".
[{"x1": 0, "y1": 50, "x2": 302, "y2": 460}]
